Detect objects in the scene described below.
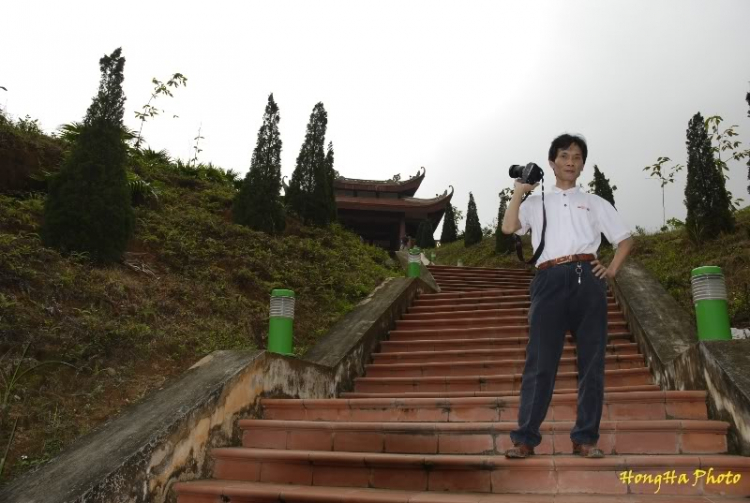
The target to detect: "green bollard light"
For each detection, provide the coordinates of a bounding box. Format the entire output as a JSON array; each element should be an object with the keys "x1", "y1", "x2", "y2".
[
  {"x1": 408, "y1": 247, "x2": 421, "y2": 278},
  {"x1": 268, "y1": 289, "x2": 295, "y2": 354},
  {"x1": 691, "y1": 266, "x2": 731, "y2": 341}
]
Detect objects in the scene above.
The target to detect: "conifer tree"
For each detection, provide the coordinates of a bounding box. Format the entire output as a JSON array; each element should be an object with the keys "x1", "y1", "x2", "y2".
[
  {"x1": 587, "y1": 165, "x2": 617, "y2": 244},
  {"x1": 440, "y1": 204, "x2": 458, "y2": 244},
  {"x1": 464, "y1": 192, "x2": 483, "y2": 247},
  {"x1": 323, "y1": 141, "x2": 337, "y2": 223},
  {"x1": 233, "y1": 93, "x2": 285, "y2": 233},
  {"x1": 684, "y1": 112, "x2": 734, "y2": 240},
  {"x1": 42, "y1": 48, "x2": 134, "y2": 263},
  {"x1": 416, "y1": 220, "x2": 436, "y2": 248},
  {"x1": 495, "y1": 190, "x2": 513, "y2": 254},
  {"x1": 746, "y1": 90, "x2": 750, "y2": 196},
  {"x1": 587, "y1": 165, "x2": 617, "y2": 207},
  {"x1": 287, "y1": 102, "x2": 332, "y2": 226}
]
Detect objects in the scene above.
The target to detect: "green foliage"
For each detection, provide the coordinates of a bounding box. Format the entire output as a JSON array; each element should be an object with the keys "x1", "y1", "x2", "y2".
[
  {"x1": 747, "y1": 89, "x2": 750, "y2": 195},
  {"x1": 705, "y1": 115, "x2": 748, "y2": 210},
  {"x1": 323, "y1": 142, "x2": 337, "y2": 224},
  {"x1": 643, "y1": 156, "x2": 684, "y2": 228},
  {"x1": 0, "y1": 133, "x2": 396, "y2": 481},
  {"x1": 416, "y1": 220, "x2": 435, "y2": 248},
  {"x1": 440, "y1": 203, "x2": 458, "y2": 244},
  {"x1": 134, "y1": 72, "x2": 187, "y2": 149},
  {"x1": 435, "y1": 230, "x2": 532, "y2": 269},
  {"x1": 464, "y1": 192, "x2": 483, "y2": 247},
  {"x1": 684, "y1": 112, "x2": 734, "y2": 242},
  {"x1": 15, "y1": 115, "x2": 43, "y2": 137},
  {"x1": 495, "y1": 189, "x2": 513, "y2": 254},
  {"x1": 233, "y1": 93, "x2": 285, "y2": 234},
  {"x1": 587, "y1": 165, "x2": 617, "y2": 206},
  {"x1": 41, "y1": 48, "x2": 134, "y2": 263},
  {"x1": 587, "y1": 165, "x2": 617, "y2": 246},
  {"x1": 286, "y1": 103, "x2": 335, "y2": 226}
]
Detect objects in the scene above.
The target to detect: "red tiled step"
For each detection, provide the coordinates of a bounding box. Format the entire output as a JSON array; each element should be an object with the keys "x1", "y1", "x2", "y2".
[
  {"x1": 381, "y1": 332, "x2": 633, "y2": 352},
  {"x1": 412, "y1": 294, "x2": 533, "y2": 307},
  {"x1": 175, "y1": 479, "x2": 750, "y2": 503},
  {"x1": 241, "y1": 419, "x2": 728, "y2": 455},
  {"x1": 401, "y1": 307, "x2": 626, "y2": 322},
  {"x1": 416, "y1": 289, "x2": 537, "y2": 301},
  {"x1": 262, "y1": 391, "x2": 708, "y2": 423},
  {"x1": 429, "y1": 269, "x2": 533, "y2": 278},
  {"x1": 387, "y1": 325, "x2": 631, "y2": 342},
  {"x1": 364, "y1": 354, "x2": 645, "y2": 378},
  {"x1": 372, "y1": 343, "x2": 641, "y2": 364},
  {"x1": 410, "y1": 296, "x2": 618, "y2": 310},
  {"x1": 353, "y1": 367, "x2": 652, "y2": 394},
  {"x1": 428, "y1": 264, "x2": 533, "y2": 275},
  {"x1": 209, "y1": 448, "x2": 750, "y2": 496},
  {"x1": 430, "y1": 273, "x2": 534, "y2": 282},
  {"x1": 407, "y1": 302, "x2": 621, "y2": 316},
  {"x1": 432, "y1": 280, "x2": 534, "y2": 290},
  {"x1": 341, "y1": 384, "x2": 662, "y2": 399},
  {"x1": 394, "y1": 317, "x2": 628, "y2": 330}
]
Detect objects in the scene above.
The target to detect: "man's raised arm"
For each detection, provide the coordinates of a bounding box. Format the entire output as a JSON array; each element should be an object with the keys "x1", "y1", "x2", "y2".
[{"x1": 501, "y1": 180, "x2": 537, "y2": 235}]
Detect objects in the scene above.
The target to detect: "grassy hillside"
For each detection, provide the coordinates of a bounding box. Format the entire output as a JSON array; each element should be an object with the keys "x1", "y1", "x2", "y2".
[
  {"x1": 0, "y1": 123, "x2": 398, "y2": 483},
  {"x1": 427, "y1": 209, "x2": 750, "y2": 329}
]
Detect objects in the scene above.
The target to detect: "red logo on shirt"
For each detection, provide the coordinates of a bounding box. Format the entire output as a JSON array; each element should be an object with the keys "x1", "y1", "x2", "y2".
[{"x1": 577, "y1": 205, "x2": 590, "y2": 211}]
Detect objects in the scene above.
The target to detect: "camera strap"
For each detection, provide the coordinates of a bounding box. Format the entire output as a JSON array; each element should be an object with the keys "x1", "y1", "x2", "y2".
[{"x1": 514, "y1": 182, "x2": 546, "y2": 266}]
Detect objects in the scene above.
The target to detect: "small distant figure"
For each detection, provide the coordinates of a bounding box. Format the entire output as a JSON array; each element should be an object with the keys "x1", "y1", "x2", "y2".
[{"x1": 400, "y1": 235, "x2": 409, "y2": 251}]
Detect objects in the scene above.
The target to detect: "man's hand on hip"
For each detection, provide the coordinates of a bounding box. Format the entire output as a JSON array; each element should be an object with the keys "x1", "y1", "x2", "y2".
[{"x1": 591, "y1": 259, "x2": 617, "y2": 279}]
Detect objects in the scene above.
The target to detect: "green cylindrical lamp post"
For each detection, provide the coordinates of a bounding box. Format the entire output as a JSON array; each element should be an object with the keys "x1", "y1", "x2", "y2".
[
  {"x1": 268, "y1": 289, "x2": 295, "y2": 354},
  {"x1": 408, "y1": 247, "x2": 421, "y2": 278},
  {"x1": 691, "y1": 266, "x2": 731, "y2": 341}
]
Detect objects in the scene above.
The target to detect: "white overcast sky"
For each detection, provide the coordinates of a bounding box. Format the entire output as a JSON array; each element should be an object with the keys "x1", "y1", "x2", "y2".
[{"x1": 3, "y1": 0, "x2": 750, "y2": 233}]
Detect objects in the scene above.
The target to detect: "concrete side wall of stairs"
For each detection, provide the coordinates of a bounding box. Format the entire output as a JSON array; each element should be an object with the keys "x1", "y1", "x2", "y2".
[
  {"x1": 613, "y1": 260, "x2": 750, "y2": 455},
  {"x1": 0, "y1": 276, "x2": 436, "y2": 503}
]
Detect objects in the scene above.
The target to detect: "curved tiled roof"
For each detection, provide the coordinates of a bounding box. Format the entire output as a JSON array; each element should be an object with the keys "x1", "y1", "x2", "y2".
[
  {"x1": 333, "y1": 167, "x2": 425, "y2": 195},
  {"x1": 336, "y1": 185, "x2": 453, "y2": 213}
]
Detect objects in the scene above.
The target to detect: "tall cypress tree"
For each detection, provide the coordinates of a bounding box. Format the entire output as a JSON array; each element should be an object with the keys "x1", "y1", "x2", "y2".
[
  {"x1": 42, "y1": 48, "x2": 134, "y2": 263},
  {"x1": 287, "y1": 102, "x2": 331, "y2": 226},
  {"x1": 587, "y1": 165, "x2": 616, "y2": 244},
  {"x1": 464, "y1": 192, "x2": 482, "y2": 247},
  {"x1": 746, "y1": 90, "x2": 750, "y2": 196},
  {"x1": 495, "y1": 190, "x2": 512, "y2": 254},
  {"x1": 323, "y1": 141, "x2": 337, "y2": 224},
  {"x1": 233, "y1": 93, "x2": 285, "y2": 233},
  {"x1": 440, "y1": 204, "x2": 458, "y2": 244},
  {"x1": 684, "y1": 112, "x2": 734, "y2": 240},
  {"x1": 416, "y1": 220, "x2": 436, "y2": 248},
  {"x1": 587, "y1": 165, "x2": 616, "y2": 207}
]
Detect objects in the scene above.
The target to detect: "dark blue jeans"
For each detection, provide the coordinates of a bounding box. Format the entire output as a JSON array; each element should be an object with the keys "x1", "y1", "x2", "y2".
[{"x1": 510, "y1": 261, "x2": 608, "y2": 447}]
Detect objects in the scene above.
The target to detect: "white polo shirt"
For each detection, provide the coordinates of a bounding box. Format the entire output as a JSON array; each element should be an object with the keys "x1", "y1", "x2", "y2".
[{"x1": 515, "y1": 185, "x2": 631, "y2": 265}]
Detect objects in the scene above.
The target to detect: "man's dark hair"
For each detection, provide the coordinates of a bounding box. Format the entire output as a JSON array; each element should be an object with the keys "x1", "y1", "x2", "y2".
[{"x1": 548, "y1": 134, "x2": 588, "y2": 163}]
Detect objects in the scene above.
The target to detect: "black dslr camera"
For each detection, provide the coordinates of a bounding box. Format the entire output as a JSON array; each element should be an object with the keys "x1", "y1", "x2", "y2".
[{"x1": 508, "y1": 162, "x2": 544, "y2": 185}]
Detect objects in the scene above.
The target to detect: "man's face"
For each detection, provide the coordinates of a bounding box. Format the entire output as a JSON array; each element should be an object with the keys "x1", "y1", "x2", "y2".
[{"x1": 549, "y1": 143, "x2": 584, "y2": 184}]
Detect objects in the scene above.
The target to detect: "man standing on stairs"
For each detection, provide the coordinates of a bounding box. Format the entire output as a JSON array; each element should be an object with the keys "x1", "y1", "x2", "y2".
[{"x1": 500, "y1": 133, "x2": 634, "y2": 459}]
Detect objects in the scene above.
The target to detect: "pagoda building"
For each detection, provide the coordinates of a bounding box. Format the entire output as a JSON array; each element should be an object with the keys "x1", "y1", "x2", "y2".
[{"x1": 333, "y1": 167, "x2": 453, "y2": 251}]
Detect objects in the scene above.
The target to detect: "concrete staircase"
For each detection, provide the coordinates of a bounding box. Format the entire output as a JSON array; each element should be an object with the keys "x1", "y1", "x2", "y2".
[{"x1": 175, "y1": 264, "x2": 750, "y2": 502}]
